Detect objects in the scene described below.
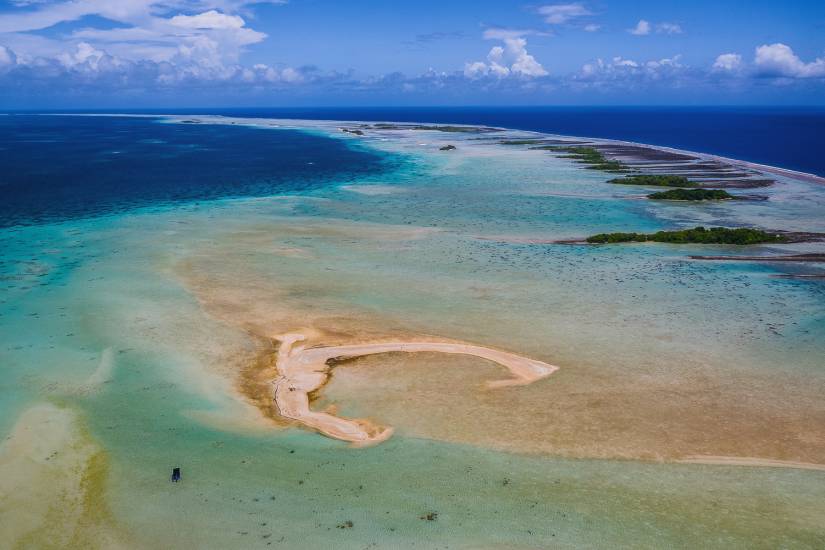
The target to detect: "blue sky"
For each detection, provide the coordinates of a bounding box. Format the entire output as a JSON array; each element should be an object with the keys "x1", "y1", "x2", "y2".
[{"x1": 0, "y1": 0, "x2": 823, "y2": 107}]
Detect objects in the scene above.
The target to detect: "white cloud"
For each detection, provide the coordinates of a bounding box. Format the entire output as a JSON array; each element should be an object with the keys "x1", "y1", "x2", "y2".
[
  {"x1": 463, "y1": 61, "x2": 488, "y2": 78},
  {"x1": 583, "y1": 24, "x2": 601, "y2": 32},
  {"x1": 754, "y1": 43, "x2": 825, "y2": 78},
  {"x1": 713, "y1": 53, "x2": 742, "y2": 72},
  {"x1": 577, "y1": 54, "x2": 684, "y2": 85},
  {"x1": 628, "y1": 20, "x2": 651, "y2": 36},
  {"x1": 629, "y1": 20, "x2": 683, "y2": 36},
  {"x1": 466, "y1": 29, "x2": 548, "y2": 79},
  {"x1": 0, "y1": 3, "x2": 307, "y2": 92},
  {"x1": 538, "y1": 3, "x2": 591, "y2": 25},
  {"x1": 645, "y1": 55, "x2": 682, "y2": 69},
  {"x1": 0, "y1": 1, "x2": 270, "y2": 71},
  {"x1": 656, "y1": 22, "x2": 682, "y2": 35},
  {"x1": 57, "y1": 41, "x2": 105, "y2": 69},
  {"x1": 169, "y1": 10, "x2": 245, "y2": 30},
  {"x1": 0, "y1": 44, "x2": 16, "y2": 68}
]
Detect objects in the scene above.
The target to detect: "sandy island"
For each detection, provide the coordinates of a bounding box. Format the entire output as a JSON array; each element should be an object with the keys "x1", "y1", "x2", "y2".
[{"x1": 271, "y1": 333, "x2": 559, "y2": 445}]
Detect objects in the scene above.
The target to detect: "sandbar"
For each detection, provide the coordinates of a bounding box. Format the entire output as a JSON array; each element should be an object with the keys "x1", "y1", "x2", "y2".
[{"x1": 271, "y1": 333, "x2": 559, "y2": 445}]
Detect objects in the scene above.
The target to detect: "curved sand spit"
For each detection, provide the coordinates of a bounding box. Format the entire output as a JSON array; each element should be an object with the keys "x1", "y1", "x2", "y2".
[{"x1": 272, "y1": 333, "x2": 559, "y2": 445}]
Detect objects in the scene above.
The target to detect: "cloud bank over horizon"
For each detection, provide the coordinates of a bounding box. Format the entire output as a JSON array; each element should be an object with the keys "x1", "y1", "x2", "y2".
[{"x1": 0, "y1": 0, "x2": 822, "y2": 106}]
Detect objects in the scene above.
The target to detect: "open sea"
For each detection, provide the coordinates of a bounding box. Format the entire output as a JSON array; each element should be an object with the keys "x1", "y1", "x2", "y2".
[{"x1": 30, "y1": 106, "x2": 825, "y2": 176}]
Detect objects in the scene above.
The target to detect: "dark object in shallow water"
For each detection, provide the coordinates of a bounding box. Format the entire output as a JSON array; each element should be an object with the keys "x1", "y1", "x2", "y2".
[
  {"x1": 439, "y1": 144, "x2": 457, "y2": 151},
  {"x1": 171, "y1": 467, "x2": 181, "y2": 482}
]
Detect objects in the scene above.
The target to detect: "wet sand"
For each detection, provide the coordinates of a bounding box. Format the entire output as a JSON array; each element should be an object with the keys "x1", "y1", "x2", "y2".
[
  {"x1": 677, "y1": 455, "x2": 825, "y2": 471},
  {"x1": 169, "y1": 215, "x2": 825, "y2": 465}
]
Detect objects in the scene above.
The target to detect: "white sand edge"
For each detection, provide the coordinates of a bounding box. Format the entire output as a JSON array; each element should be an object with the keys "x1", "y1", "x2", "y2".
[{"x1": 271, "y1": 333, "x2": 559, "y2": 445}]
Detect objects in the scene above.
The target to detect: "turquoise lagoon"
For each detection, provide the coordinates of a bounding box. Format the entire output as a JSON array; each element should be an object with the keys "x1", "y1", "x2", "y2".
[{"x1": 0, "y1": 115, "x2": 824, "y2": 548}]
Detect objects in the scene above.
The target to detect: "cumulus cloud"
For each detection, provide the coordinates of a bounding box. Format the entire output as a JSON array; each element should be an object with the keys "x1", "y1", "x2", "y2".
[
  {"x1": 628, "y1": 20, "x2": 651, "y2": 35},
  {"x1": 57, "y1": 41, "x2": 106, "y2": 70},
  {"x1": 578, "y1": 54, "x2": 685, "y2": 85},
  {"x1": 465, "y1": 30, "x2": 548, "y2": 79},
  {"x1": 0, "y1": 1, "x2": 821, "y2": 104},
  {"x1": 713, "y1": 53, "x2": 742, "y2": 72},
  {"x1": 0, "y1": 0, "x2": 269, "y2": 70},
  {"x1": 754, "y1": 43, "x2": 825, "y2": 78},
  {"x1": 169, "y1": 10, "x2": 245, "y2": 30},
  {"x1": 538, "y1": 3, "x2": 592, "y2": 25}
]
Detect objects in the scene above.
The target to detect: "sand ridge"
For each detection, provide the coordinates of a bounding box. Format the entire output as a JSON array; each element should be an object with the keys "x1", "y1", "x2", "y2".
[{"x1": 271, "y1": 333, "x2": 560, "y2": 445}]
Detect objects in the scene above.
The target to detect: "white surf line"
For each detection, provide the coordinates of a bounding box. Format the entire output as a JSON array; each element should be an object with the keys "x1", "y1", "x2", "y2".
[{"x1": 271, "y1": 333, "x2": 559, "y2": 445}]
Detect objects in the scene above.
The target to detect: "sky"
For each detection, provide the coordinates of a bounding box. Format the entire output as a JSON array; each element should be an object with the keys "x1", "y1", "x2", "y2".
[{"x1": 0, "y1": 0, "x2": 823, "y2": 107}]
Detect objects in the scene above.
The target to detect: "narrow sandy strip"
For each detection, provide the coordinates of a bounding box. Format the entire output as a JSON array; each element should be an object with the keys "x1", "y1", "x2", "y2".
[
  {"x1": 677, "y1": 455, "x2": 825, "y2": 472},
  {"x1": 272, "y1": 333, "x2": 559, "y2": 445}
]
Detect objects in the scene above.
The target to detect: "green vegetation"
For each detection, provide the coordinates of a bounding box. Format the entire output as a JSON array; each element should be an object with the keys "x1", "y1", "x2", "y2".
[
  {"x1": 341, "y1": 128, "x2": 364, "y2": 136},
  {"x1": 586, "y1": 226, "x2": 786, "y2": 245},
  {"x1": 439, "y1": 144, "x2": 457, "y2": 151},
  {"x1": 533, "y1": 146, "x2": 631, "y2": 173},
  {"x1": 648, "y1": 188, "x2": 734, "y2": 201},
  {"x1": 609, "y1": 174, "x2": 697, "y2": 187}
]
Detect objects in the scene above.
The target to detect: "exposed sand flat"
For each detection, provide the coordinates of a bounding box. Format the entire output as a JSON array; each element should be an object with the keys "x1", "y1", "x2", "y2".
[
  {"x1": 272, "y1": 333, "x2": 559, "y2": 444},
  {"x1": 677, "y1": 455, "x2": 825, "y2": 472}
]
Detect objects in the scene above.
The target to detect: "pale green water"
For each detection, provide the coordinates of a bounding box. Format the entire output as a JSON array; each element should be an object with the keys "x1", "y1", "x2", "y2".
[{"x1": 1, "y1": 116, "x2": 824, "y2": 548}]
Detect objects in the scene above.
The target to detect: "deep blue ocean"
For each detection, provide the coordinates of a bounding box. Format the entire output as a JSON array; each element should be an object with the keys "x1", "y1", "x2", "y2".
[
  {"x1": 1, "y1": 108, "x2": 823, "y2": 227},
  {"x1": 135, "y1": 106, "x2": 824, "y2": 177},
  {"x1": 0, "y1": 115, "x2": 389, "y2": 227}
]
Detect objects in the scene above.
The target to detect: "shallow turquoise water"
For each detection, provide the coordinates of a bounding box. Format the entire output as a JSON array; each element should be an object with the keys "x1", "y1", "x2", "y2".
[{"x1": 1, "y1": 116, "x2": 824, "y2": 548}]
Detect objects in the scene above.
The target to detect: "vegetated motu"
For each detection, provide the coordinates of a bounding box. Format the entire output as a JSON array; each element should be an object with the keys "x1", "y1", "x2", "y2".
[
  {"x1": 532, "y1": 146, "x2": 630, "y2": 173},
  {"x1": 609, "y1": 174, "x2": 697, "y2": 187},
  {"x1": 586, "y1": 226, "x2": 786, "y2": 245},
  {"x1": 648, "y1": 188, "x2": 734, "y2": 200}
]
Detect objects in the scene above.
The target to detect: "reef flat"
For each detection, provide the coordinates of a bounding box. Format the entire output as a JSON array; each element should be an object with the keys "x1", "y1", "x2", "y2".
[{"x1": 2, "y1": 114, "x2": 825, "y2": 548}]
